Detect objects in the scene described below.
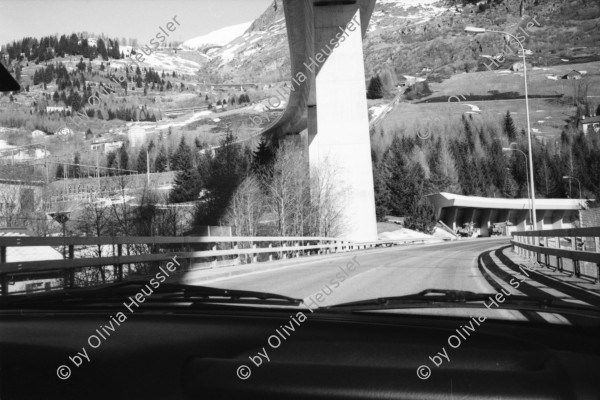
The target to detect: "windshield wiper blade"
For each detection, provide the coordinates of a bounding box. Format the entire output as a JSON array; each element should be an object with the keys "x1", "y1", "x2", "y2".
[
  {"x1": 325, "y1": 289, "x2": 599, "y2": 313},
  {"x1": 325, "y1": 289, "x2": 492, "y2": 310},
  {"x1": 0, "y1": 281, "x2": 303, "y2": 308}
]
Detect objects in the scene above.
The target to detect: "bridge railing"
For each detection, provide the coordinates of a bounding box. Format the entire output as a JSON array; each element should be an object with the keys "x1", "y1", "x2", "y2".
[
  {"x1": 0, "y1": 235, "x2": 438, "y2": 295},
  {"x1": 512, "y1": 227, "x2": 600, "y2": 282}
]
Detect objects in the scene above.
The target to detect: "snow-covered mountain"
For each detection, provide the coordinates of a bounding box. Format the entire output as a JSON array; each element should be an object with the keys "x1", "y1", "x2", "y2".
[
  {"x1": 189, "y1": 0, "x2": 591, "y2": 86},
  {"x1": 182, "y1": 21, "x2": 253, "y2": 50},
  {"x1": 194, "y1": 0, "x2": 454, "y2": 83}
]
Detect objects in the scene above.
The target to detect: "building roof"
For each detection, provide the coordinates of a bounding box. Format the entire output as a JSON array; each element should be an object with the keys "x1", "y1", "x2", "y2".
[
  {"x1": 91, "y1": 138, "x2": 124, "y2": 145},
  {"x1": 0, "y1": 229, "x2": 63, "y2": 263},
  {"x1": 562, "y1": 70, "x2": 582, "y2": 79},
  {"x1": 426, "y1": 192, "x2": 589, "y2": 211}
]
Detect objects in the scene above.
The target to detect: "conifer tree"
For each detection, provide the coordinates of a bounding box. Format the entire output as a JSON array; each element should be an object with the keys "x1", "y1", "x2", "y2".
[
  {"x1": 503, "y1": 110, "x2": 517, "y2": 142},
  {"x1": 118, "y1": 145, "x2": 129, "y2": 171},
  {"x1": 251, "y1": 137, "x2": 275, "y2": 172},
  {"x1": 170, "y1": 137, "x2": 193, "y2": 171},
  {"x1": 137, "y1": 146, "x2": 147, "y2": 173},
  {"x1": 366, "y1": 75, "x2": 383, "y2": 99},
  {"x1": 155, "y1": 145, "x2": 168, "y2": 172}
]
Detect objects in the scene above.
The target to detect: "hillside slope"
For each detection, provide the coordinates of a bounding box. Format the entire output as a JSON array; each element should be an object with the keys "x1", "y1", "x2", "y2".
[{"x1": 196, "y1": 0, "x2": 599, "y2": 85}]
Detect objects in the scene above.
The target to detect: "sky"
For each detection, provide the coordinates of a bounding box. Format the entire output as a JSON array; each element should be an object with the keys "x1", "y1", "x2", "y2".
[{"x1": 0, "y1": 0, "x2": 272, "y2": 45}]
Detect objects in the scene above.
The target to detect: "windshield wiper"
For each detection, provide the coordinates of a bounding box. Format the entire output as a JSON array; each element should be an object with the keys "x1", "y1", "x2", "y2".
[
  {"x1": 324, "y1": 289, "x2": 600, "y2": 315},
  {"x1": 0, "y1": 281, "x2": 303, "y2": 309},
  {"x1": 325, "y1": 289, "x2": 491, "y2": 309}
]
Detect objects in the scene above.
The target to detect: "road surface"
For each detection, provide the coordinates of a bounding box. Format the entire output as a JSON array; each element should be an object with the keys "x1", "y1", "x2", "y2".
[{"x1": 185, "y1": 238, "x2": 511, "y2": 306}]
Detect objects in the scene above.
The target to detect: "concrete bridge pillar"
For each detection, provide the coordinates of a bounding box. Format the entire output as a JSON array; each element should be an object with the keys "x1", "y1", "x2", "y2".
[
  {"x1": 306, "y1": 2, "x2": 377, "y2": 241},
  {"x1": 516, "y1": 209, "x2": 529, "y2": 232},
  {"x1": 552, "y1": 210, "x2": 566, "y2": 229},
  {"x1": 444, "y1": 207, "x2": 458, "y2": 232},
  {"x1": 536, "y1": 210, "x2": 546, "y2": 231},
  {"x1": 479, "y1": 209, "x2": 492, "y2": 237}
]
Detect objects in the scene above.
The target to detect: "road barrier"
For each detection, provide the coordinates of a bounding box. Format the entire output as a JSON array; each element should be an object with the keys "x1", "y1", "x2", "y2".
[
  {"x1": 512, "y1": 227, "x2": 600, "y2": 282},
  {"x1": 0, "y1": 235, "x2": 438, "y2": 295}
]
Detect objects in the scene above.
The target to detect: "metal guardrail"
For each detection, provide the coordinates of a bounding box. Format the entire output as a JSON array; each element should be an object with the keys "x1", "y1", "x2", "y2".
[
  {"x1": 0, "y1": 235, "x2": 438, "y2": 295},
  {"x1": 512, "y1": 227, "x2": 600, "y2": 282}
]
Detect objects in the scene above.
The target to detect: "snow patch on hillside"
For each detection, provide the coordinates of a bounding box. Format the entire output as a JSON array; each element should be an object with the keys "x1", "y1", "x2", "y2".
[
  {"x1": 183, "y1": 21, "x2": 252, "y2": 49},
  {"x1": 378, "y1": 227, "x2": 435, "y2": 240}
]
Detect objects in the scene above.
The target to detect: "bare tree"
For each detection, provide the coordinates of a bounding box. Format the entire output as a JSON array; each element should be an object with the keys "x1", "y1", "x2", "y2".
[
  {"x1": 307, "y1": 157, "x2": 346, "y2": 237},
  {"x1": 0, "y1": 183, "x2": 56, "y2": 235},
  {"x1": 221, "y1": 175, "x2": 264, "y2": 237},
  {"x1": 76, "y1": 199, "x2": 111, "y2": 256},
  {"x1": 259, "y1": 141, "x2": 345, "y2": 237},
  {"x1": 261, "y1": 141, "x2": 309, "y2": 236},
  {"x1": 0, "y1": 185, "x2": 20, "y2": 228}
]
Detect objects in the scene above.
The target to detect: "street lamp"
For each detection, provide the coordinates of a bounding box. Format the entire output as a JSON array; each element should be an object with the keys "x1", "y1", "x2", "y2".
[
  {"x1": 503, "y1": 143, "x2": 533, "y2": 230},
  {"x1": 465, "y1": 26, "x2": 538, "y2": 229},
  {"x1": 562, "y1": 175, "x2": 582, "y2": 199}
]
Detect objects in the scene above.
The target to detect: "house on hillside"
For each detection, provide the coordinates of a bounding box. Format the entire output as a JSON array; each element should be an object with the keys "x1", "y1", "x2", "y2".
[
  {"x1": 511, "y1": 61, "x2": 532, "y2": 72},
  {"x1": 579, "y1": 115, "x2": 600, "y2": 135},
  {"x1": 91, "y1": 138, "x2": 124, "y2": 153},
  {"x1": 399, "y1": 75, "x2": 424, "y2": 87},
  {"x1": 31, "y1": 130, "x2": 46, "y2": 139},
  {"x1": 46, "y1": 105, "x2": 71, "y2": 113},
  {"x1": 562, "y1": 70, "x2": 582, "y2": 80},
  {"x1": 78, "y1": 37, "x2": 98, "y2": 47}
]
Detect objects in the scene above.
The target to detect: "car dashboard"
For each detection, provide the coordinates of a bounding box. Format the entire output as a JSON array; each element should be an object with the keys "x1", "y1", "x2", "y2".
[{"x1": 1, "y1": 307, "x2": 599, "y2": 400}]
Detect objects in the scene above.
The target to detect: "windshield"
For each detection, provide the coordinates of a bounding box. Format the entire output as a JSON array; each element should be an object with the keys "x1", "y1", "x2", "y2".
[{"x1": 1, "y1": 0, "x2": 600, "y2": 327}]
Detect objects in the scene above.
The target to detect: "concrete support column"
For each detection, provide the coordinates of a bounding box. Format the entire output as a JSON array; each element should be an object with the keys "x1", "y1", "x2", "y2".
[
  {"x1": 552, "y1": 210, "x2": 566, "y2": 229},
  {"x1": 479, "y1": 209, "x2": 492, "y2": 237},
  {"x1": 516, "y1": 209, "x2": 529, "y2": 232},
  {"x1": 536, "y1": 210, "x2": 546, "y2": 231},
  {"x1": 445, "y1": 207, "x2": 458, "y2": 232},
  {"x1": 308, "y1": 3, "x2": 376, "y2": 241},
  {"x1": 498, "y1": 209, "x2": 510, "y2": 224},
  {"x1": 463, "y1": 208, "x2": 475, "y2": 226},
  {"x1": 488, "y1": 209, "x2": 499, "y2": 225}
]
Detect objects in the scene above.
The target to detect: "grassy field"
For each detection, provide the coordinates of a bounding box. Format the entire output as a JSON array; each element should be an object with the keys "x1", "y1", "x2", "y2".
[
  {"x1": 376, "y1": 61, "x2": 600, "y2": 146},
  {"x1": 380, "y1": 98, "x2": 577, "y2": 137},
  {"x1": 420, "y1": 61, "x2": 600, "y2": 102}
]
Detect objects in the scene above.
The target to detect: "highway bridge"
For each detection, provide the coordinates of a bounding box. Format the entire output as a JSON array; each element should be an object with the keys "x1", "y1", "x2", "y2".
[
  {"x1": 184, "y1": 239, "x2": 513, "y2": 307},
  {"x1": 3, "y1": 232, "x2": 599, "y2": 323},
  {"x1": 180, "y1": 237, "x2": 600, "y2": 317}
]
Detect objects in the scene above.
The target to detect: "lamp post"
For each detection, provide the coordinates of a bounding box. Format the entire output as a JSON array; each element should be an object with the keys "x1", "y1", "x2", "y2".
[
  {"x1": 503, "y1": 144, "x2": 533, "y2": 230},
  {"x1": 562, "y1": 175, "x2": 581, "y2": 199},
  {"x1": 465, "y1": 26, "x2": 538, "y2": 229}
]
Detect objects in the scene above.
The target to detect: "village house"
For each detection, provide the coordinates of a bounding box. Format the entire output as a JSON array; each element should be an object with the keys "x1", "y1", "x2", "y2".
[
  {"x1": 579, "y1": 115, "x2": 600, "y2": 135},
  {"x1": 511, "y1": 61, "x2": 532, "y2": 72},
  {"x1": 46, "y1": 105, "x2": 71, "y2": 113},
  {"x1": 77, "y1": 37, "x2": 98, "y2": 47},
  {"x1": 562, "y1": 70, "x2": 582, "y2": 80},
  {"x1": 90, "y1": 138, "x2": 124, "y2": 153}
]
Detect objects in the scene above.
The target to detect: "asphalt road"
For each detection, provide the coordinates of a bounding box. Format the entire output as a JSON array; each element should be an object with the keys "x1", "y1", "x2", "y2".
[{"x1": 190, "y1": 238, "x2": 511, "y2": 307}]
